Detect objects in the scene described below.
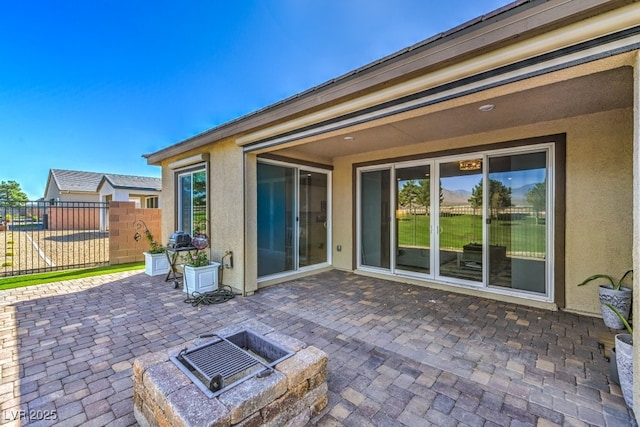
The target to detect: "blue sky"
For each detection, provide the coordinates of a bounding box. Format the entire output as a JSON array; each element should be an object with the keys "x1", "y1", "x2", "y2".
[{"x1": 1, "y1": 1, "x2": 511, "y2": 199}]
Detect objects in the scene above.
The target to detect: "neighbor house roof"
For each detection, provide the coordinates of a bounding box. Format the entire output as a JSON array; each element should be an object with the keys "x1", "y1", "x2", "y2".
[
  {"x1": 47, "y1": 169, "x2": 161, "y2": 195},
  {"x1": 97, "y1": 174, "x2": 162, "y2": 192},
  {"x1": 49, "y1": 169, "x2": 105, "y2": 193}
]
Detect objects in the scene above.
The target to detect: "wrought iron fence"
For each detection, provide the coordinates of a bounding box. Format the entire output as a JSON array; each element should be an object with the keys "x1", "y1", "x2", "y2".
[
  {"x1": 397, "y1": 205, "x2": 546, "y2": 258},
  {"x1": 0, "y1": 201, "x2": 109, "y2": 277}
]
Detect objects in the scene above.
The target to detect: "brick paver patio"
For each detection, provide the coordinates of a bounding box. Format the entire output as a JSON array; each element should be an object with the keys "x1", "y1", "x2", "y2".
[{"x1": 0, "y1": 270, "x2": 635, "y2": 426}]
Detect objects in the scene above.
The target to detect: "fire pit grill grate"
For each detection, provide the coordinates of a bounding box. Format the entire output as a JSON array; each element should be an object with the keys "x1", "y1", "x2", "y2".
[
  {"x1": 171, "y1": 329, "x2": 294, "y2": 398},
  {"x1": 184, "y1": 338, "x2": 262, "y2": 382}
]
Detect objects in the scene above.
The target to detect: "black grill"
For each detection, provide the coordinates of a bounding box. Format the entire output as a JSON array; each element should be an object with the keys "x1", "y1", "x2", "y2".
[{"x1": 171, "y1": 329, "x2": 293, "y2": 397}]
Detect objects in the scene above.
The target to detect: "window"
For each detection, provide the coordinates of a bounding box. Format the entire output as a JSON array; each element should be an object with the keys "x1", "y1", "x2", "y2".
[
  {"x1": 146, "y1": 196, "x2": 159, "y2": 208},
  {"x1": 177, "y1": 167, "x2": 207, "y2": 236}
]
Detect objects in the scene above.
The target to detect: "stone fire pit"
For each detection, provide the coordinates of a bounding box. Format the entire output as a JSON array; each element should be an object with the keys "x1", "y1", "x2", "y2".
[{"x1": 133, "y1": 321, "x2": 328, "y2": 427}]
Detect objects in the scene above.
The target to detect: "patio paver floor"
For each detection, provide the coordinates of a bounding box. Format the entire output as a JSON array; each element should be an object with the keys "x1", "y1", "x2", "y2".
[{"x1": 0, "y1": 269, "x2": 635, "y2": 426}]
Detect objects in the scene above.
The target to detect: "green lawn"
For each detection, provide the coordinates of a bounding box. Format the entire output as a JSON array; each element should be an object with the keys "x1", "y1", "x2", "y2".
[
  {"x1": 0, "y1": 262, "x2": 144, "y2": 290},
  {"x1": 397, "y1": 214, "x2": 545, "y2": 254}
]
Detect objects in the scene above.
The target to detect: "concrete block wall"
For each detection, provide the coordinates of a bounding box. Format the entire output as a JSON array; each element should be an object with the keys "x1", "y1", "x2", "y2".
[{"x1": 109, "y1": 201, "x2": 162, "y2": 265}]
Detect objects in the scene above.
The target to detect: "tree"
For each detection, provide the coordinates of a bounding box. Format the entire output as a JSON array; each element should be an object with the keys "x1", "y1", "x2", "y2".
[
  {"x1": 526, "y1": 181, "x2": 546, "y2": 224},
  {"x1": 415, "y1": 179, "x2": 443, "y2": 212},
  {"x1": 468, "y1": 178, "x2": 512, "y2": 218},
  {"x1": 0, "y1": 180, "x2": 28, "y2": 205},
  {"x1": 398, "y1": 179, "x2": 443, "y2": 214},
  {"x1": 398, "y1": 180, "x2": 420, "y2": 214}
]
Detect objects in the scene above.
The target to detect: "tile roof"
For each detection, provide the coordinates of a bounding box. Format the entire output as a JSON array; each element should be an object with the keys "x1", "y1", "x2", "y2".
[
  {"x1": 50, "y1": 169, "x2": 105, "y2": 193},
  {"x1": 50, "y1": 169, "x2": 161, "y2": 193},
  {"x1": 101, "y1": 174, "x2": 162, "y2": 191}
]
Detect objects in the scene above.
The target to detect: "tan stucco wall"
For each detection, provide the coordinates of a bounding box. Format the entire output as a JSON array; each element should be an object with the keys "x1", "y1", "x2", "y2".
[
  {"x1": 157, "y1": 108, "x2": 632, "y2": 316},
  {"x1": 632, "y1": 50, "x2": 640, "y2": 420},
  {"x1": 244, "y1": 153, "x2": 258, "y2": 295},
  {"x1": 208, "y1": 140, "x2": 245, "y2": 294},
  {"x1": 330, "y1": 107, "x2": 633, "y2": 316},
  {"x1": 160, "y1": 164, "x2": 175, "y2": 245},
  {"x1": 160, "y1": 140, "x2": 245, "y2": 294},
  {"x1": 565, "y1": 108, "x2": 633, "y2": 315},
  {"x1": 55, "y1": 193, "x2": 100, "y2": 203}
]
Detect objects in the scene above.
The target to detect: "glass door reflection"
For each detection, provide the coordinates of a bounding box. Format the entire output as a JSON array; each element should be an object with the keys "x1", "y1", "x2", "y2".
[
  {"x1": 299, "y1": 170, "x2": 328, "y2": 268},
  {"x1": 395, "y1": 165, "x2": 431, "y2": 275},
  {"x1": 487, "y1": 152, "x2": 547, "y2": 294},
  {"x1": 257, "y1": 163, "x2": 295, "y2": 277},
  {"x1": 360, "y1": 170, "x2": 391, "y2": 269},
  {"x1": 438, "y1": 158, "x2": 483, "y2": 283}
]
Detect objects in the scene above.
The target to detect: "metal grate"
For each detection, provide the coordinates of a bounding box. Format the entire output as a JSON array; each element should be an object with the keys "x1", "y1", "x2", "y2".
[
  {"x1": 171, "y1": 329, "x2": 293, "y2": 398},
  {"x1": 183, "y1": 339, "x2": 262, "y2": 385}
]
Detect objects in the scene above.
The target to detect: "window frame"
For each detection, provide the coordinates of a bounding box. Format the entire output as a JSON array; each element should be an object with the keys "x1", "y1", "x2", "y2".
[
  {"x1": 174, "y1": 163, "x2": 208, "y2": 237},
  {"x1": 145, "y1": 196, "x2": 159, "y2": 209},
  {"x1": 256, "y1": 158, "x2": 332, "y2": 281},
  {"x1": 355, "y1": 140, "x2": 557, "y2": 303}
]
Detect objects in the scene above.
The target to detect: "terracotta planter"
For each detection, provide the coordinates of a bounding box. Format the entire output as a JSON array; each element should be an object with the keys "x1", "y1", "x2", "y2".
[
  {"x1": 183, "y1": 262, "x2": 220, "y2": 295},
  {"x1": 599, "y1": 285, "x2": 632, "y2": 330},
  {"x1": 615, "y1": 334, "x2": 633, "y2": 410},
  {"x1": 144, "y1": 252, "x2": 169, "y2": 276}
]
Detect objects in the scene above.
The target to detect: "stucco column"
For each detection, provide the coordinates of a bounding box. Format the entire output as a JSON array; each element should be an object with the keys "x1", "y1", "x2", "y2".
[
  {"x1": 244, "y1": 152, "x2": 258, "y2": 296},
  {"x1": 633, "y1": 51, "x2": 640, "y2": 421}
]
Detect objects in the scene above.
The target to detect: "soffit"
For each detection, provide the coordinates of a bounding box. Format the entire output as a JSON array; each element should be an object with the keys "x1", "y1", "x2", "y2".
[
  {"x1": 241, "y1": 0, "x2": 634, "y2": 132},
  {"x1": 269, "y1": 65, "x2": 633, "y2": 161}
]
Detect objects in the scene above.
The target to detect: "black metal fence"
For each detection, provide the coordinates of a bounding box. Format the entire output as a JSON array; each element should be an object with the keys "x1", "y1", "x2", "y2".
[
  {"x1": 0, "y1": 201, "x2": 109, "y2": 277},
  {"x1": 397, "y1": 205, "x2": 546, "y2": 259}
]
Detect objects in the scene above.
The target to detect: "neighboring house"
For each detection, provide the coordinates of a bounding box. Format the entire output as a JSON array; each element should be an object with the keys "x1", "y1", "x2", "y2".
[
  {"x1": 44, "y1": 169, "x2": 162, "y2": 208},
  {"x1": 96, "y1": 173, "x2": 162, "y2": 208},
  {"x1": 144, "y1": 0, "x2": 639, "y2": 405}
]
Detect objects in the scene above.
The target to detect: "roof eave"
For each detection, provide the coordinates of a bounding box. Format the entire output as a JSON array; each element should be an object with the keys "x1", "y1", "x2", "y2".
[{"x1": 144, "y1": 0, "x2": 631, "y2": 165}]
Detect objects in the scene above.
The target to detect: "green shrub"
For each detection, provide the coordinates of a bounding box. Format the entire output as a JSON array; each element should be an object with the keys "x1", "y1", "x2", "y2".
[
  {"x1": 6, "y1": 252, "x2": 14, "y2": 257},
  {"x1": 2, "y1": 261, "x2": 12, "y2": 267}
]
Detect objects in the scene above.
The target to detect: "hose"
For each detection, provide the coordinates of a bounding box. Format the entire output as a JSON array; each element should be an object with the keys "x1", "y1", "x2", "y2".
[{"x1": 184, "y1": 285, "x2": 236, "y2": 307}]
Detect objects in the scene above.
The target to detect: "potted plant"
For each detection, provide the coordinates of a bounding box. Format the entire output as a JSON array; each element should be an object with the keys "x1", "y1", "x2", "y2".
[
  {"x1": 578, "y1": 270, "x2": 633, "y2": 330},
  {"x1": 181, "y1": 251, "x2": 220, "y2": 295},
  {"x1": 143, "y1": 229, "x2": 169, "y2": 276},
  {"x1": 604, "y1": 302, "x2": 633, "y2": 410}
]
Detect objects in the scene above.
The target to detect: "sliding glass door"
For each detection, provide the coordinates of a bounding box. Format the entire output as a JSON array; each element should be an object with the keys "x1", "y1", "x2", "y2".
[
  {"x1": 299, "y1": 170, "x2": 328, "y2": 268},
  {"x1": 437, "y1": 158, "x2": 484, "y2": 283},
  {"x1": 395, "y1": 165, "x2": 431, "y2": 275},
  {"x1": 360, "y1": 169, "x2": 391, "y2": 269},
  {"x1": 357, "y1": 144, "x2": 552, "y2": 299},
  {"x1": 257, "y1": 163, "x2": 295, "y2": 277},
  {"x1": 487, "y1": 152, "x2": 548, "y2": 294},
  {"x1": 257, "y1": 162, "x2": 330, "y2": 279}
]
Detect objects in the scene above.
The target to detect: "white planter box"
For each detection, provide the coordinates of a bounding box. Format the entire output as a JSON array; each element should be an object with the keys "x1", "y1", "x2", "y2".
[
  {"x1": 183, "y1": 262, "x2": 221, "y2": 294},
  {"x1": 144, "y1": 252, "x2": 169, "y2": 276}
]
